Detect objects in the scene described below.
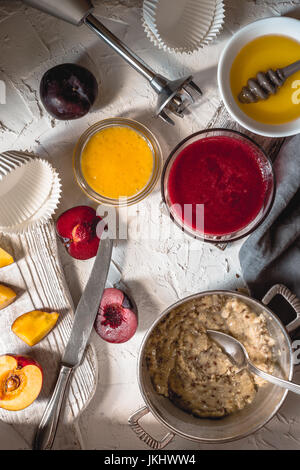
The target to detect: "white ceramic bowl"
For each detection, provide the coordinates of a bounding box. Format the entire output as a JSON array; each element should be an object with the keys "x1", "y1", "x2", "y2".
[{"x1": 218, "y1": 17, "x2": 300, "y2": 137}]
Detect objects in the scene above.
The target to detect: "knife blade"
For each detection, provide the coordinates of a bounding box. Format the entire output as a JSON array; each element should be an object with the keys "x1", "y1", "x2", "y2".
[
  {"x1": 33, "y1": 236, "x2": 112, "y2": 450},
  {"x1": 62, "y1": 236, "x2": 113, "y2": 367}
]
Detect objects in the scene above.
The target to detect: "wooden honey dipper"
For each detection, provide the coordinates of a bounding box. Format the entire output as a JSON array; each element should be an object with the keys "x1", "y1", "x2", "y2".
[{"x1": 238, "y1": 59, "x2": 300, "y2": 103}]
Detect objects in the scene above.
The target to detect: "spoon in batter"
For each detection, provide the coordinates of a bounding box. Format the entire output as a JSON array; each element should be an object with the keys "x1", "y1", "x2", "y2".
[{"x1": 207, "y1": 329, "x2": 300, "y2": 395}]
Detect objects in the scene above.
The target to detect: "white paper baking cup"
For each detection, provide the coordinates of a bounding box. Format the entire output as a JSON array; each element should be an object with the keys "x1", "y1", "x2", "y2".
[
  {"x1": 142, "y1": 19, "x2": 164, "y2": 50},
  {"x1": 143, "y1": 0, "x2": 225, "y2": 53},
  {"x1": 0, "y1": 151, "x2": 61, "y2": 234}
]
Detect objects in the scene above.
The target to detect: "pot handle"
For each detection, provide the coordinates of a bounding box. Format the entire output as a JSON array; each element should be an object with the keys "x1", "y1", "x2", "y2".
[
  {"x1": 128, "y1": 406, "x2": 175, "y2": 449},
  {"x1": 262, "y1": 284, "x2": 300, "y2": 334}
]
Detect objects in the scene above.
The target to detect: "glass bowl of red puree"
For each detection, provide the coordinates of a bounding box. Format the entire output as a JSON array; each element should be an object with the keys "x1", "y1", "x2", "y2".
[{"x1": 162, "y1": 129, "x2": 275, "y2": 243}]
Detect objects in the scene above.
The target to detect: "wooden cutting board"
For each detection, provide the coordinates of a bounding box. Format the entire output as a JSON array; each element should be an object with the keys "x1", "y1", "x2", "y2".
[
  {"x1": 0, "y1": 221, "x2": 98, "y2": 449},
  {"x1": 208, "y1": 103, "x2": 284, "y2": 160}
]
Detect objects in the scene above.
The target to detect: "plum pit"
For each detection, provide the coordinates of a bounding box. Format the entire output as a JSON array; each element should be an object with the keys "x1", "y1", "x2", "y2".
[
  {"x1": 72, "y1": 223, "x2": 92, "y2": 243},
  {"x1": 101, "y1": 304, "x2": 123, "y2": 329}
]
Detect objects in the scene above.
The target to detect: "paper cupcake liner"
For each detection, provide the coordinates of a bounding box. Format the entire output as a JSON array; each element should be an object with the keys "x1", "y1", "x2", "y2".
[
  {"x1": 143, "y1": 0, "x2": 225, "y2": 53},
  {"x1": 0, "y1": 151, "x2": 61, "y2": 234},
  {"x1": 143, "y1": 19, "x2": 165, "y2": 50}
]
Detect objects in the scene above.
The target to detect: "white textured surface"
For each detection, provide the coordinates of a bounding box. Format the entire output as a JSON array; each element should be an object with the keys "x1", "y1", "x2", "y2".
[{"x1": 0, "y1": 0, "x2": 300, "y2": 450}]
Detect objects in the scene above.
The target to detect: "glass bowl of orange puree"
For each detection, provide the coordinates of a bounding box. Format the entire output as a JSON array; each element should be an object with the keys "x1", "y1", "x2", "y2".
[{"x1": 73, "y1": 118, "x2": 162, "y2": 206}]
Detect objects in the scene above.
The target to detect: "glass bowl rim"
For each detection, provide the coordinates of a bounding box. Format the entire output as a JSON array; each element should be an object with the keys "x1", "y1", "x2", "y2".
[
  {"x1": 161, "y1": 127, "x2": 276, "y2": 243},
  {"x1": 73, "y1": 117, "x2": 162, "y2": 207}
]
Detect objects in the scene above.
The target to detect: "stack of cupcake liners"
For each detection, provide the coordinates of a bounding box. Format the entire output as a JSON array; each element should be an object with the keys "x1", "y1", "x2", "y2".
[
  {"x1": 143, "y1": 0, "x2": 225, "y2": 53},
  {"x1": 0, "y1": 151, "x2": 61, "y2": 234}
]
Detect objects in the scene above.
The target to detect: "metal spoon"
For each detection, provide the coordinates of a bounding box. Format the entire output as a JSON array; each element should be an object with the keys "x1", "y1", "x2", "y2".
[
  {"x1": 207, "y1": 329, "x2": 300, "y2": 395},
  {"x1": 238, "y1": 59, "x2": 300, "y2": 103}
]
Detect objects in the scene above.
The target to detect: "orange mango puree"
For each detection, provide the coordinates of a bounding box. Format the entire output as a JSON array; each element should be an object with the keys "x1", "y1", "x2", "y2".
[
  {"x1": 230, "y1": 35, "x2": 300, "y2": 125},
  {"x1": 81, "y1": 126, "x2": 153, "y2": 199}
]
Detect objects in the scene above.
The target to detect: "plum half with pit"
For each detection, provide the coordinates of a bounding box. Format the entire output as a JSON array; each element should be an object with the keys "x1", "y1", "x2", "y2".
[
  {"x1": 56, "y1": 205, "x2": 103, "y2": 260},
  {"x1": 94, "y1": 288, "x2": 138, "y2": 343},
  {"x1": 40, "y1": 63, "x2": 98, "y2": 120}
]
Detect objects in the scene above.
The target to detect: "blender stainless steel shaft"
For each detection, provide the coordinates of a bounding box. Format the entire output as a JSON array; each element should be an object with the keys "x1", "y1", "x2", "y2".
[{"x1": 22, "y1": 0, "x2": 202, "y2": 125}]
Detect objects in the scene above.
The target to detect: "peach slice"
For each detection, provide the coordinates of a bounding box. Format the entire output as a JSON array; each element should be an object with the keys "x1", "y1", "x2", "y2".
[
  {"x1": 0, "y1": 248, "x2": 14, "y2": 268},
  {"x1": 0, "y1": 354, "x2": 43, "y2": 411},
  {"x1": 12, "y1": 310, "x2": 59, "y2": 347},
  {"x1": 0, "y1": 285, "x2": 17, "y2": 310}
]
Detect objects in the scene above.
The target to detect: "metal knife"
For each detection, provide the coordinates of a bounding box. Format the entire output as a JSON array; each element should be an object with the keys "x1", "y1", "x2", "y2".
[{"x1": 33, "y1": 237, "x2": 113, "y2": 450}]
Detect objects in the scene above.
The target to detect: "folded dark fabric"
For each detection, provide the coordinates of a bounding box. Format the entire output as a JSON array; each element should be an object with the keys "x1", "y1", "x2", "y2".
[{"x1": 239, "y1": 135, "x2": 300, "y2": 327}]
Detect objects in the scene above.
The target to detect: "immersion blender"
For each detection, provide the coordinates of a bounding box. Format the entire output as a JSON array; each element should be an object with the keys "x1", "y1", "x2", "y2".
[{"x1": 22, "y1": 0, "x2": 202, "y2": 125}]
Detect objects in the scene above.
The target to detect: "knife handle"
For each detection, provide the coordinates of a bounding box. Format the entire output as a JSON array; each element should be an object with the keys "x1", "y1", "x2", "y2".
[{"x1": 33, "y1": 364, "x2": 73, "y2": 450}]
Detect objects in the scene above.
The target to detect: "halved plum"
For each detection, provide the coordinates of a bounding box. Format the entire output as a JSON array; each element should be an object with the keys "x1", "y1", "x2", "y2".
[
  {"x1": 94, "y1": 288, "x2": 138, "y2": 343},
  {"x1": 56, "y1": 205, "x2": 103, "y2": 260}
]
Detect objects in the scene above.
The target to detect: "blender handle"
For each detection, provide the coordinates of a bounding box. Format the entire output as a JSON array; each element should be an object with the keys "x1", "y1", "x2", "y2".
[
  {"x1": 84, "y1": 15, "x2": 156, "y2": 83},
  {"x1": 22, "y1": 0, "x2": 94, "y2": 25},
  {"x1": 128, "y1": 406, "x2": 175, "y2": 449},
  {"x1": 262, "y1": 284, "x2": 300, "y2": 333}
]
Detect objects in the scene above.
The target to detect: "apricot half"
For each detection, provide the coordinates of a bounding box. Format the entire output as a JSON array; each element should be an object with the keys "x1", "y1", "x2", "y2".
[
  {"x1": 0, "y1": 285, "x2": 16, "y2": 310},
  {"x1": 0, "y1": 354, "x2": 43, "y2": 411},
  {"x1": 12, "y1": 310, "x2": 59, "y2": 347},
  {"x1": 0, "y1": 248, "x2": 14, "y2": 268}
]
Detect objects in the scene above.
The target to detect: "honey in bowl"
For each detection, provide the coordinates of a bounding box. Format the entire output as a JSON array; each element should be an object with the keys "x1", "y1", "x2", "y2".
[
  {"x1": 81, "y1": 125, "x2": 154, "y2": 199},
  {"x1": 230, "y1": 35, "x2": 300, "y2": 125}
]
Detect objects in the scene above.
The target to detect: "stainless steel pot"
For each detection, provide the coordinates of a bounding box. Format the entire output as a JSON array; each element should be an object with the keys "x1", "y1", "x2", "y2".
[{"x1": 129, "y1": 284, "x2": 300, "y2": 449}]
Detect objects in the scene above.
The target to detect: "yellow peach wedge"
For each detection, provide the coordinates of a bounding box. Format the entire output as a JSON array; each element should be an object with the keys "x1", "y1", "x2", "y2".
[
  {"x1": 0, "y1": 285, "x2": 17, "y2": 310},
  {"x1": 12, "y1": 310, "x2": 59, "y2": 347},
  {"x1": 0, "y1": 248, "x2": 14, "y2": 268}
]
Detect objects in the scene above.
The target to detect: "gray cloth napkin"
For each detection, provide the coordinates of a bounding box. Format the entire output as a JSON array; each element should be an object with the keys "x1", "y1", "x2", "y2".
[{"x1": 239, "y1": 134, "x2": 300, "y2": 327}]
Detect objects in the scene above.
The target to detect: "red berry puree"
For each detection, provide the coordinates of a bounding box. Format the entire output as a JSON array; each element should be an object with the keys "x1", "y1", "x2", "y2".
[{"x1": 167, "y1": 136, "x2": 267, "y2": 236}]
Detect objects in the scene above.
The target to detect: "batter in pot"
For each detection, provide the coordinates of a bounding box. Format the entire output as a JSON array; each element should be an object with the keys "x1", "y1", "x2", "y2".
[{"x1": 145, "y1": 295, "x2": 275, "y2": 418}]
